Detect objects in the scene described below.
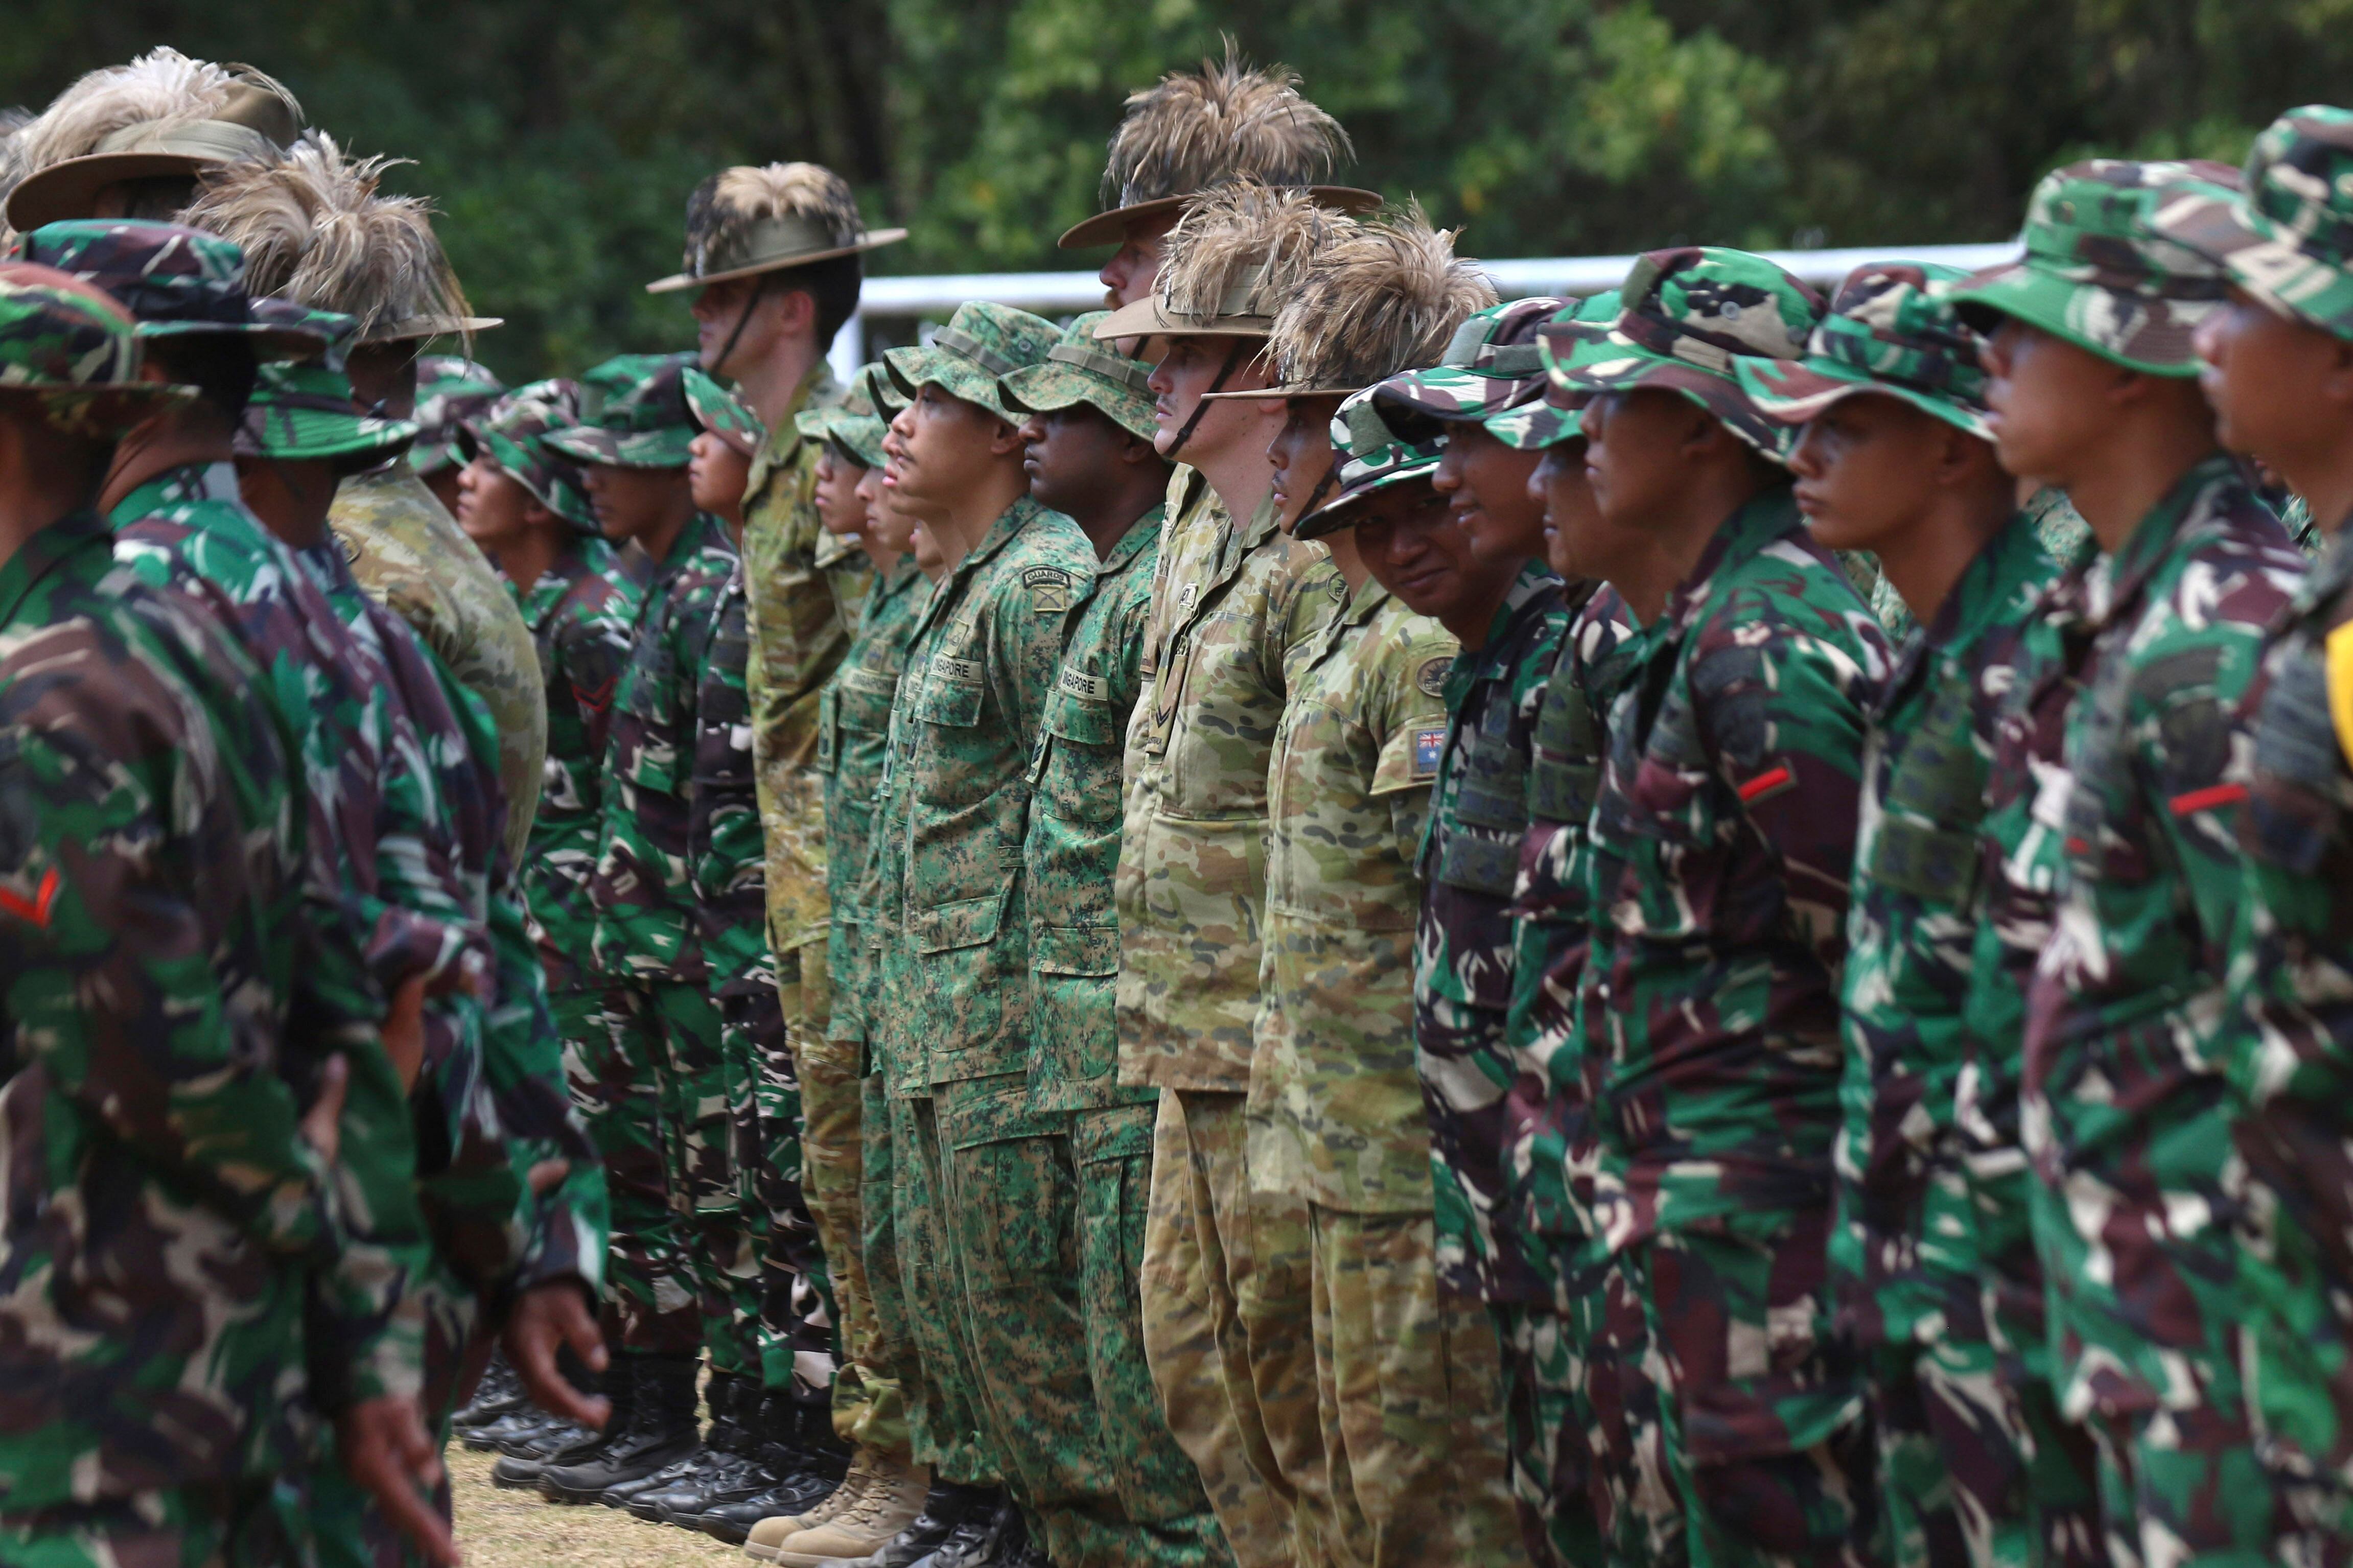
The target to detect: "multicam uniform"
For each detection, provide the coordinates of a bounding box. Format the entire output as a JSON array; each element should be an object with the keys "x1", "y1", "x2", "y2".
[
  {"x1": 1120, "y1": 477, "x2": 1341, "y2": 1564},
  {"x1": 1257, "y1": 569, "x2": 1521, "y2": 1563},
  {"x1": 1579, "y1": 492, "x2": 1890, "y2": 1567},
  {"x1": 1832, "y1": 514, "x2": 2067, "y2": 1568},
  {"x1": 591, "y1": 512, "x2": 743, "y2": 1362},
  {"x1": 2021, "y1": 458, "x2": 2303, "y2": 1563}
]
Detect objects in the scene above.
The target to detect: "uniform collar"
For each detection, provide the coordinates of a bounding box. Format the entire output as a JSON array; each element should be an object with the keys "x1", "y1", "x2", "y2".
[
  {"x1": 106, "y1": 459, "x2": 241, "y2": 525},
  {"x1": 1878, "y1": 507, "x2": 2056, "y2": 709},
  {"x1": 1096, "y1": 503, "x2": 1164, "y2": 578},
  {"x1": 748, "y1": 361, "x2": 838, "y2": 485},
  {"x1": 1661, "y1": 484, "x2": 1804, "y2": 635},
  {"x1": 0, "y1": 508, "x2": 114, "y2": 629},
  {"x1": 654, "y1": 509, "x2": 729, "y2": 572},
  {"x1": 2092, "y1": 453, "x2": 2244, "y2": 628}
]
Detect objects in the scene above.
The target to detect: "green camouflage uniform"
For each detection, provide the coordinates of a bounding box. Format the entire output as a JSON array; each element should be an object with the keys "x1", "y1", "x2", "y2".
[
  {"x1": 1121, "y1": 463, "x2": 1341, "y2": 1564},
  {"x1": 2155, "y1": 106, "x2": 2353, "y2": 1561},
  {"x1": 1952, "y1": 161, "x2": 2314, "y2": 1565},
  {"x1": 874, "y1": 302, "x2": 1097, "y2": 1539},
  {"x1": 817, "y1": 552, "x2": 926, "y2": 1459},
  {"x1": 1739, "y1": 264, "x2": 2089, "y2": 1568},
  {"x1": 1549, "y1": 249, "x2": 1894, "y2": 1568}
]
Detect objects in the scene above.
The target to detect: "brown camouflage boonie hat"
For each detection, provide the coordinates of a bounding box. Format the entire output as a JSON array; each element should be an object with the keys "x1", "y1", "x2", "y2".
[
  {"x1": 1543, "y1": 248, "x2": 1823, "y2": 457},
  {"x1": 1736, "y1": 262, "x2": 1993, "y2": 439},
  {"x1": 1947, "y1": 158, "x2": 2241, "y2": 376},
  {"x1": 2154, "y1": 107, "x2": 2353, "y2": 343},
  {"x1": 1373, "y1": 297, "x2": 1563, "y2": 425}
]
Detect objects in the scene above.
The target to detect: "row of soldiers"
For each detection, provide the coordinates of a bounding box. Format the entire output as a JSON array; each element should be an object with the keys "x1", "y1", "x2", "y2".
[{"x1": 13, "y1": 35, "x2": 2353, "y2": 1568}]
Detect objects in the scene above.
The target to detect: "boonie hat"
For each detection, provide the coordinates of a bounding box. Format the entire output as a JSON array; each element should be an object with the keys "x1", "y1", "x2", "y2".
[
  {"x1": 2154, "y1": 107, "x2": 2353, "y2": 343},
  {"x1": 883, "y1": 301, "x2": 1060, "y2": 425},
  {"x1": 0, "y1": 261, "x2": 194, "y2": 434},
  {"x1": 1737, "y1": 262, "x2": 1993, "y2": 439},
  {"x1": 999, "y1": 311, "x2": 1158, "y2": 441}
]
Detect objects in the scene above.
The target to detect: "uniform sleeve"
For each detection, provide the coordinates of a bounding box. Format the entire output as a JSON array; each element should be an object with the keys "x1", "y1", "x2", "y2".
[
  {"x1": 2130, "y1": 632, "x2": 2268, "y2": 968},
  {"x1": 995, "y1": 555, "x2": 1084, "y2": 753},
  {"x1": 1370, "y1": 629, "x2": 1457, "y2": 867},
  {"x1": 690, "y1": 588, "x2": 773, "y2": 993},
  {"x1": 1264, "y1": 547, "x2": 1345, "y2": 697},
  {"x1": 1695, "y1": 607, "x2": 1882, "y2": 966}
]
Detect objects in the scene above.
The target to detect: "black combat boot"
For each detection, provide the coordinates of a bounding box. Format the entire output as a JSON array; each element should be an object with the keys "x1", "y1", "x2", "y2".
[
  {"x1": 488, "y1": 1360, "x2": 620, "y2": 1491},
  {"x1": 694, "y1": 1387, "x2": 850, "y2": 1541},
  {"x1": 451, "y1": 1352, "x2": 526, "y2": 1432},
  {"x1": 537, "y1": 1352, "x2": 702, "y2": 1503},
  {"x1": 633, "y1": 1372, "x2": 765, "y2": 1523}
]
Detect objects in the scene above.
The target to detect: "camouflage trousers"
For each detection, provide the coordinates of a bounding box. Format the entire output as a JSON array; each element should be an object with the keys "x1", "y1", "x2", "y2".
[
  {"x1": 1303, "y1": 1205, "x2": 1518, "y2": 1564},
  {"x1": 1573, "y1": 1248, "x2": 1687, "y2": 1567},
  {"x1": 0, "y1": 1479, "x2": 318, "y2": 1568},
  {"x1": 721, "y1": 981, "x2": 829, "y2": 1395},
  {"x1": 888, "y1": 1090, "x2": 1002, "y2": 1488},
  {"x1": 1625, "y1": 1209, "x2": 1878, "y2": 1568},
  {"x1": 2234, "y1": 1145, "x2": 2353, "y2": 1568},
  {"x1": 560, "y1": 983, "x2": 691, "y2": 1349},
  {"x1": 859, "y1": 1071, "x2": 939, "y2": 1468},
  {"x1": 1140, "y1": 1088, "x2": 1332, "y2": 1568},
  {"x1": 604, "y1": 978, "x2": 743, "y2": 1370},
  {"x1": 1493, "y1": 1300, "x2": 1606, "y2": 1568},
  {"x1": 932, "y1": 1075, "x2": 1228, "y2": 1568}
]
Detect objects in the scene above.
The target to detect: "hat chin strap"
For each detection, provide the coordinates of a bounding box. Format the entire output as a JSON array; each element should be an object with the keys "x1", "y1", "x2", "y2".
[
  {"x1": 1163, "y1": 338, "x2": 1249, "y2": 462},
  {"x1": 711, "y1": 276, "x2": 774, "y2": 378},
  {"x1": 1297, "y1": 465, "x2": 1340, "y2": 520}
]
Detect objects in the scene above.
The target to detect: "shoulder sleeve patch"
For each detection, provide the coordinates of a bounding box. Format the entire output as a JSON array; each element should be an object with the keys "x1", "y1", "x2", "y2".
[
  {"x1": 1413, "y1": 726, "x2": 1448, "y2": 780},
  {"x1": 1022, "y1": 565, "x2": 1075, "y2": 615},
  {"x1": 1415, "y1": 656, "x2": 1453, "y2": 698}
]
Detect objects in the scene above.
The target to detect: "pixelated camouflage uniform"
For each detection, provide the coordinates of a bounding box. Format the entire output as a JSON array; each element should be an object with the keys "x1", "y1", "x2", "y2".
[
  {"x1": 591, "y1": 510, "x2": 743, "y2": 1361},
  {"x1": 818, "y1": 554, "x2": 927, "y2": 1459},
  {"x1": 1121, "y1": 472, "x2": 1341, "y2": 1565}
]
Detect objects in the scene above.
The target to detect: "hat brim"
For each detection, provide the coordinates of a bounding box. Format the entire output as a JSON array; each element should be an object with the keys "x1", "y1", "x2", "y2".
[
  {"x1": 242, "y1": 408, "x2": 421, "y2": 470},
  {"x1": 1196, "y1": 383, "x2": 1362, "y2": 403},
  {"x1": 133, "y1": 317, "x2": 336, "y2": 365},
  {"x1": 998, "y1": 363, "x2": 1158, "y2": 442},
  {"x1": 1549, "y1": 339, "x2": 1792, "y2": 460},
  {"x1": 0, "y1": 380, "x2": 196, "y2": 436},
  {"x1": 1057, "y1": 186, "x2": 1383, "y2": 250},
  {"x1": 543, "y1": 426, "x2": 694, "y2": 468},
  {"x1": 1092, "y1": 297, "x2": 1272, "y2": 341},
  {"x1": 4, "y1": 151, "x2": 217, "y2": 234},
  {"x1": 362, "y1": 314, "x2": 505, "y2": 344},
  {"x1": 1293, "y1": 459, "x2": 1441, "y2": 541},
  {"x1": 883, "y1": 343, "x2": 1021, "y2": 424},
  {"x1": 1483, "y1": 399, "x2": 1583, "y2": 451},
  {"x1": 2153, "y1": 186, "x2": 2353, "y2": 343},
  {"x1": 1945, "y1": 262, "x2": 2211, "y2": 378},
  {"x1": 1735, "y1": 356, "x2": 1994, "y2": 440},
  {"x1": 1374, "y1": 366, "x2": 1549, "y2": 424},
  {"x1": 643, "y1": 229, "x2": 910, "y2": 294}
]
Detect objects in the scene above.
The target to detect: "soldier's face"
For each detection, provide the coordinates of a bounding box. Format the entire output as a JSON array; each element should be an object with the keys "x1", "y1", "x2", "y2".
[
  {"x1": 1434, "y1": 420, "x2": 1545, "y2": 566},
  {"x1": 583, "y1": 461, "x2": 691, "y2": 545},
  {"x1": 455, "y1": 456, "x2": 535, "y2": 550},
  {"x1": 1268, "y1": 395, "x2": 1343, "y2": 529},
  {"x1": 692, "y1": 278, "x2": 808, "y2": 377},
  {"x1": 1018, "y1": 405, "x2": 1127, "y2": 518},
  {"x1": 1580, "y1": 389, "x2": 1711, "y2": 527},
  {"x1": 1148, "y1": 337, "x2": 1280, "y2": 466},
  {"x1": 1355, "y1": 477, "x2": 1510, "y2": 632},
  {"x1": 888, "y1": 383, "x2": 1019, "y2": 506},
  {"x1": 2194, "y1": 289, "x2": 2353, "y2": 479},
  {"x1": 687, "y1": 430, "x2": 752, "y2": 525},
  {"x1": 814, "y1": 446, "x2": 872, "y2": 539},
  {"x1": 1978, "y1": 319, "x2": 2126, "y2": 487},
  {"x1": 1100, "y1": 213, "x2": 1179, "y2": 308},
  {"x1": 1785, "y1": 393, "x2": 1956, "y2": 553},
  {"x1": 1533, "y1": 440, "x2": 1603, "y2": 580}
]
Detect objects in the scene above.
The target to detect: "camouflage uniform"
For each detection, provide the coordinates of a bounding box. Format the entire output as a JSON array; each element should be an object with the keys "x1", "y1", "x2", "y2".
[
  {"x1": 874, "y1": 303, "x2": 1098, "y2": 1542},
  {"x1": 1951, "y1": 162, "x2": 2313, "y2": 1566},
  {"x1": 817, "y1": 553, "x2": 927, "y2": 1460},
  {"x1": 590, "y1": 509, "x2": 742, "y2": 1360},
  {"x1": 1548, "y1": 249, "x2": 1893, "y2": 1567},
  {"x1": 1121, "y1": 467, "x2": 1341, "y2": 1563},
  {"x1": 2153, "y1": 106, "x2": 2353, "y2": 1562}
]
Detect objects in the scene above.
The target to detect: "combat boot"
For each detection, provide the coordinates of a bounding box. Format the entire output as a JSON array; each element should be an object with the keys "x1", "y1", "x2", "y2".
[
  {"x1": 637, "y1": 1373, "x2": 771, "y2": 1524},
  {"x1": 829, "y1": 1481, "x2": 997, "y2": 1568},
  {"x1": 762, "y1": 1450, "x2": 930, "y2": 1567},
  {"x1": 740, "y1": 1448, "x2": 878, "y2": 1561},
  {"x1": 538, "y1": 1352, "x2": 702, "y2": 1503},
  {"x1": 452, "y1": 1352, "x2": 527, "y2": 1432},
  {"x1": 698, "y1": 1389, "x2": 850, "y2": 1543},
  {"x1": 490, "y1": 1362, "x2": 621, "y2": 1491},
  {"x1": 906, "y1": 1496, "x2": 1024, "y2": 1568}
]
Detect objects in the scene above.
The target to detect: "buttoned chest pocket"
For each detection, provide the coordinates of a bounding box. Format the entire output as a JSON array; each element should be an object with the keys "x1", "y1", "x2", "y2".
[
  {"x1": 2061, "y1": 651, "x2": 2210, "y2": 891},
  {"x1": 1035, "y1": 668, "x2": 1124, "y2": 828},
  {"x1": 913, "y1": 628, "x2": 996, "y2": 811},
  {"x1": 1163, "y1": 605, "x2": 1281, "y2": 817},
  {"x1": 1871, "y1": 686, "x2": 1987, "y2": 905},
  {"x1": 1437, "y1": 704, "x2": 1530, "y2": 898}
]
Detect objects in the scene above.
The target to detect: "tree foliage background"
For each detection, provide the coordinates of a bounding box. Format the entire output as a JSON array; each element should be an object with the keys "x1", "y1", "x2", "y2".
[{"x1": 10, "y1": 0, "x2": 2349, "y2": 381}]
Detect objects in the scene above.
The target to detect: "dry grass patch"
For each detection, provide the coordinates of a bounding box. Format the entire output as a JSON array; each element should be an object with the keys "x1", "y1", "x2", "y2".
[{"x1": 449, "y1": 1445, "x2": 742, "y2": 1568}]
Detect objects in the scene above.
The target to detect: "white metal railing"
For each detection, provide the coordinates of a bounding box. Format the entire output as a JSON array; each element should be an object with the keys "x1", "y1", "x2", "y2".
[{"x1": 824, "y1": 240, "x2": 2022, "y2": 382}]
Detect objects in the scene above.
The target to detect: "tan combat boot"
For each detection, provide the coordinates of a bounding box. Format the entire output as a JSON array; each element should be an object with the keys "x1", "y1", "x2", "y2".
[
  {"x1": 767, "y1": 1452, "x2": 932, "y2": 1567},
  {"x1": 743, "y1": 1449, "x2": 888, "y2": 1561}
]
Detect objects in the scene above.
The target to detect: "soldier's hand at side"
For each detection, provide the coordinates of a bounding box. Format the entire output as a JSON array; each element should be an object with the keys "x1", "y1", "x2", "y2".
[
  {"x1": 299, "y1": 1054, "x2": 349, "y2": 1167},
  {"x1": 383, "y1": 974, "x2": 429, "y2": 1091},
  {"x1": 504, "y1": 1280, "x2": 610, "y2": 1430},
  {"x1": 338, "y1": 1393, "x2": 458, "y2": 1567}
]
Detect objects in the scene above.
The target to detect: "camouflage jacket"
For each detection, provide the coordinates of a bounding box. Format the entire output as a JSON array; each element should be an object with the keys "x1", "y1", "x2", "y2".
[
  {"x1": 741, "y1": 365, "x2": 869, "y2": 957},
  {"x1": 109, "y1": 464, "x2": 453, "y2": 1405},
  {"x1": 1254, "y1": 578, "x2": 1455, "y2": 1211},
  {"x1": 306, "y1": 546, "x2": 607, "y2": 1310},
  {"x1": 1117, "y1": 476, "x2": 1343, "y2": 1091},
  {"x1": 332, "y1": 458, "x2": 547, "y2": 865},
  {"x1": 1417, "y1": 560, "x2": 1573, "y2": 1299},
  {"x1": 821, "y1": 555, "x2": 926, "y2": 1058},
  {"x1": 691, "y1": 559, "x2": 775, "y2": 995},
  {"x1": 1582, "y1": 487, "x2": 1891, "y2": 1247},
  {"x1": 2022, "y1": 456, "x2": 2300, "y2": 1405},
  {"x1": 1024, "y1": 511, "x2": 1161, "y2": 1116},
  {"x1": 515, "y1": 539, "x2": 649, "y2": 991},
  {"x1": 889, "y1": 496, "x2": 1092, "y2": 1089},
  {"x1": 1502, "y1": 590, "x2": 1638, "y2": 1305},
  {"x1": 591, "y1": 513, "x2": 739, "y2": 982},
  {"x1": 1831, "y1": 513, "x2": 2058, "y2": 1350},
  {"x1": 0, "y1": 510, "x2": 425, "y2": 1504}
]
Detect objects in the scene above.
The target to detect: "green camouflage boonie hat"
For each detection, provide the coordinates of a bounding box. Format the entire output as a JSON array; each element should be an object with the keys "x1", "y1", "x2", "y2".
[
  {"x1": 235, "y1": 305, "x2": 418, "y2": 471},
  {"x1": 1947, "y1": 159, "x2": 2240, "y2": 376},
  {"x1": 682, "y1": 367, "x2": 765, "y2": 458},
  {"x1": 883, "y1": 300, "x2": 1060, "y2": 424},
  {"x1": 1542, "y1": 248, "x2": 1824, "y2": 457},
  {"x1": 1736, "y1": 262, "x2": 1992, "y2": 439},
  {"x1": 1373, "y1": 297, "x2": 1564, "y2": 426},
  {"x1": 8, "y1": 220, "x2": 335, "y2": 363},
  {"x1": 797, "y1": 363, "x2": 888, "y2": 468},
  {"x1": 546, "y1": 356, "x2": 699, "y2": 469},
  {"x1": 458, "y1": 378, "x2": 597, "y2": 532},
  {"x1": 0, "y1": 262, "x2": 194, "y2": 434},
  {"x1": 412, "y1": 355, "x2": 505, "y2": 475},
  {"x1": 999, "y1": 311, "x2": 1157, "y2": 441},
  {"x1": 1294, "y1": 384, "x2": 1444, "y2": 541},
  {"x1": 576, "y1": 352, "x2": 690, "y2": 420},
  {"x1": 1487, "y1": 290, "x2": 1622, "y2": 451},
  {"x1": 2153, "y1": 107, "x2": 2353, "y2": 342}
]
